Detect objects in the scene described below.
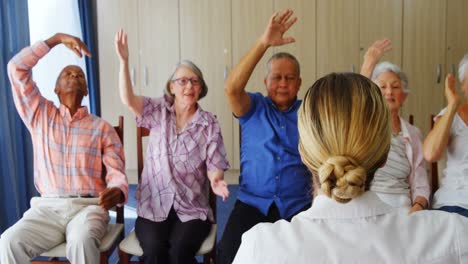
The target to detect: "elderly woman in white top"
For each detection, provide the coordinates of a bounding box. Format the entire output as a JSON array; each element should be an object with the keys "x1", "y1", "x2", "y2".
[
  {"x1": 424, "y1": 54, "x2": 468, "y2": 217},
  {"x1": 233, "y1": 72, "x2": 468, "y2": 264},
  {"x1": 360, "y1": 39, "x2": 430, "y2": 213}
]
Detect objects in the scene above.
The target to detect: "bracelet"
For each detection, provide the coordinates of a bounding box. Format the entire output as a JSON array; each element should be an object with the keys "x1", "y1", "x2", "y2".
[{"x1": 413, "y1": 201, "x2": 426, "y2": 209}]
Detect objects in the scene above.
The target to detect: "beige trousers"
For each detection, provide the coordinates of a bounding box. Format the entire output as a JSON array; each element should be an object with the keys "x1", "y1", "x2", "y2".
[{"x1": 0, "y1": 197, "x2": 109, "y2": 264}]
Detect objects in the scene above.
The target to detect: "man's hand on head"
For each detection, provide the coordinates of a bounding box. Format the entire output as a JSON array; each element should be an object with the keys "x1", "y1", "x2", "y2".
[
  {"x1": 98, "y1": 187, "x2": 124, "y2": 210},
  {"x1": 45, "y1": 33, "x2": 92, "y2": 58}
]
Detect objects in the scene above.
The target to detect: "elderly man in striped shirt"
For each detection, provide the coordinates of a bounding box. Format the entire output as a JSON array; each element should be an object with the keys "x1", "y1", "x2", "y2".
[{"x1": 0, "y1": 33, "x2": 128, "y2": 264}]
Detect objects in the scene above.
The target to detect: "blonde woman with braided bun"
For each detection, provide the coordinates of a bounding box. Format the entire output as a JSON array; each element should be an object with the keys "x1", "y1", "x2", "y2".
[{"x1": 233, "y1": 73, "x2": 468, "y2": 264}]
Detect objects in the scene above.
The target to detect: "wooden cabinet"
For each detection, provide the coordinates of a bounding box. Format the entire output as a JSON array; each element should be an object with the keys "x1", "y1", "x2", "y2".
[
  {"x1": 231, "y1": 0, "x2": 274, "y2": 169},
  {"x1": 316, "y1": 0, "x2": 403, "y2": 77},
  {"x1": 316, "y1": 0, "x2": 360, "y2": 77},
  {"x1": 179, "y1": 0, "x2": 234, "y2": 168},
  {"x1": 232, "y1": 0, "x2": 274, "y2": 95},
  {"x1": 97, "y1": 0, "x2": 140, "y2": 171},
  {"x1": 402, "y1": 0, "x2": 447, "y2": 135},
  {"x1": 96, "y1": 0, "x2": 467, "y2": 172},
  {"x1": 446, "y1": 0, "x2": 468, "y2": 84},
  {"x1": 359, "y1": 0, "x2": 403, "y2": 67},
  {"x1": 137, "y1": 0, "x2": 179, "y2": 99},
  {"x1": 274, "y1": 0, "x2": 317, "y2": 99}
]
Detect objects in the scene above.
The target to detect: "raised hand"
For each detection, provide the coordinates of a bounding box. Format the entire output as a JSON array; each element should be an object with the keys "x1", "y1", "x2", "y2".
[
  {"x1": 61, "y1": 34, "x2": 91, "y2": 58},
  {"x1": 211, "y1": 177, "x2": 230, "y2": 201},
  {"x1": 45, "y1": 33, "x2": 91, "y2": 58},
  {"x1": 115, "y1": 28, "x2": 129, "y2": 62},
  {"x1": 363, "y1": 38, "x2": 392, "y2": 64},
  {"x1": 260, "y1": 9, "x2": 297, "y2": 47},
  {"x1": 445, "y1": 73, "x2": 460, "y2": 108},
  {"x1": 98, "y1": 187, "x2": 124, "y2": 210},
  {"x1": 360, "y1": 38, "x2": 392, "y2": 78}
]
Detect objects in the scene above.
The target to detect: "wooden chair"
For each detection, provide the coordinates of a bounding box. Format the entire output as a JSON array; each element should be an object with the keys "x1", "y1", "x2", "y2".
[
  {"x1": 31, "y1": 116, "x2": 125, "y2": 264},
  {"x1": 430, "y1": 114, "x2": 439, "y2": 199},
  {"x1": 118, "y1": 126, "x2": 217, "y2": 264}
]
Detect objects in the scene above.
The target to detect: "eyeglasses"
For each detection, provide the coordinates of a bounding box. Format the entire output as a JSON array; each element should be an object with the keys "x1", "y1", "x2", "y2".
[{"x1": 172, "y1": 77, "x2": 201, "y2": 87}]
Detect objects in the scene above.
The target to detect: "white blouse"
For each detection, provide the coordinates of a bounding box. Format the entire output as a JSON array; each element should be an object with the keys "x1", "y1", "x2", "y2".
[
  {"x1": 433, "y1": 108, "x2": 468, "y2": 209},
  {"x1": 234, "y1": 192, "x2": 468, "y2": 264}
]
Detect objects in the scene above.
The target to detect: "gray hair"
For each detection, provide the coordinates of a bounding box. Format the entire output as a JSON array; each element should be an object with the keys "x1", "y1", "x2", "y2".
[
  {"x1": 371, "y1": 61, "x2": 409, "y2": 94},
  {"x1": 266, "y1": 52, "x2": 301, "y2": 76},
  {"x1": 458, "y1": 54, "x2": 468, "y2": 83},
  {"x1": 165, "y1": 60, "x2": 208, "y2": 100}
]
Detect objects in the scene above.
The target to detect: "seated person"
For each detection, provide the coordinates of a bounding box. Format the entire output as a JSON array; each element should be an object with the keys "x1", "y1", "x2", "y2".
[
  {"x1": 0, "y1": 33, "x2": 128, "y2": 264},
  {"x1": 361, "y1": 39, "x2": 430, "y2": 213},
  {"x1": 424, "y1": 54, "x2": 468, "y2": 217},
  {"x1": 219, "y1": 9, "x2": 312, "y2": 263},
  {"x1": 115, "y1": 29, "x2": 230, "y2": 264},
  {"x1": 234, "y1": 72, "x2": 468, "y2": 263}
]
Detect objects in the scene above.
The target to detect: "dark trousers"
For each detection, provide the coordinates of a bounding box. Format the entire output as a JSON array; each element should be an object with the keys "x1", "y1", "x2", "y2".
[
  {"x1": 217, "y1": 200, "x2": 311, "y2": 264},
  {"x1": 437, "y1": 206, "x2": 468, "y2": 217},
  {"x1": 135, "y1": 208, "x2": 211, "y2": 264}
]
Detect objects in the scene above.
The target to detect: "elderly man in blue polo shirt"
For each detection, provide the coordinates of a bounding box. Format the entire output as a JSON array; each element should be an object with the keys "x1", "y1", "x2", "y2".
[{"x1": 218, "y1": 9, "x2": 312, "y2": 263}]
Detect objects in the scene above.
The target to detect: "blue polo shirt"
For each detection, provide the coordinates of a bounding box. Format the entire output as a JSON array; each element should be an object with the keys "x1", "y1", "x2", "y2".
[{"x1": 236, "y1": 92, "x2": 312, "y2": 219}]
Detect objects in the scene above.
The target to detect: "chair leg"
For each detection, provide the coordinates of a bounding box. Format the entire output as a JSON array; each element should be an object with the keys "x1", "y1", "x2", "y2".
[
  {"x1": 100, "y1": 252, "x2": 108, "y2": 264},
  {"x1": 211, "y1": 249, "x2": 216, "y2": 264},
  {"x1": 203, "y1": 249, "x2": 216, "y2": 264},
  {"x1": 118, "y1": 249, "x2": 131, "y2": 264}
]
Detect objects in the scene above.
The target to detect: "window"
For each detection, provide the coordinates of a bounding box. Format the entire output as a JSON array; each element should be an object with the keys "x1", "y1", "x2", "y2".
[{"x1": 28, "y1": 0, "x2": 89, "y2": 108}]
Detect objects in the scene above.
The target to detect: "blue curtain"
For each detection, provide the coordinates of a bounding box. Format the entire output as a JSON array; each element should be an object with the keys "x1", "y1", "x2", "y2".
[
  {"x1": 78, "y1": 0, "x2": 101, "y2": 116},
  {"x1": 0, "y1": 0, "x2": 37, "y2": 233}
]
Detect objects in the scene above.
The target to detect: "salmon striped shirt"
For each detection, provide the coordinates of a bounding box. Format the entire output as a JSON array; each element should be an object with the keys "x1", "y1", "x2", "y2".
[{"x1": 7, "y1": 41, "x2": 128, "y2": 201}]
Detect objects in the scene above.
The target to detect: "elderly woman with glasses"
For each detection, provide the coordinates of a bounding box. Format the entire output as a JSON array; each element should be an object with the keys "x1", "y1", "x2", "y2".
[
  {"x1": 115, "y1": 29, "x2": 229, "y2": 264},
  {"x1": 360, "y1": 39, "x2": 430, "y2": 214},
  {"x1": 424, "y1": 54, "x2": 468, "y2": 217}
]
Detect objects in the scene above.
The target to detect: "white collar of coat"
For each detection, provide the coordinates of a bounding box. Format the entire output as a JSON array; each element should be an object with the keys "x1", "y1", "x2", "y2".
[{"x1": 302, "y1": 192, "x2": 395, "y2": 219}]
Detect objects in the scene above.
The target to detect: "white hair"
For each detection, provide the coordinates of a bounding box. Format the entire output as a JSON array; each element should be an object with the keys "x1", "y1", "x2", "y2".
[
  {"x1": 458, "y1": 54, "x2": 468, "y2": 83},
  {"x1": 371, "y1": 61, "x2": 409, "y2": 94}
]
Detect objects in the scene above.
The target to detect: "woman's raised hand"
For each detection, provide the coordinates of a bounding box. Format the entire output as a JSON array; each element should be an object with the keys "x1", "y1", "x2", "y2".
[
  {"x1": 115, "y1": 28, "x2": 129, "y2": 63},
  {"x1": 445, "y1": 73, "x2": 460, "y2": 108},
  {"x1": 363, "y1": 39, "x2": 392, "y2": 66}
]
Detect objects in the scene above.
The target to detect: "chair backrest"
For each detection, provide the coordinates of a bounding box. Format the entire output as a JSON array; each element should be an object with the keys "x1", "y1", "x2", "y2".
[
  {"x1": 136, "y1": 126, "x2": 150, "y2": 180},
  {"x1": 430, "y1": 114, "x2": 439, "y2": 196},
  {"x1": 136, "y1": 126, "x2": 217, "y2": 220},
  {"x1": 106, "y1": 116, "x2": 124, "y2": 224}
]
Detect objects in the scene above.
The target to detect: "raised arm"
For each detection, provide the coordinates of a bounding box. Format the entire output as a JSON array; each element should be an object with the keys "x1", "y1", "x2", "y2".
[
  {"x1": 8, "y1": 33, "x2": 90, "y2": 127},
  {"x1": 360, "y1": 39, "x2": 392, "y2": 79},
  {"x1": 45, "y1": 33, "x2": 91, "y2": 57},
  {"x1": 423, "y1": 74, "x2": 460, "y2": 162},
  {"x1": 225, "y1": 9, "x2": 297, "y2": 117},
  {"x1": 115, "y1": 29, "x2": 143, "y2": 116}
]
